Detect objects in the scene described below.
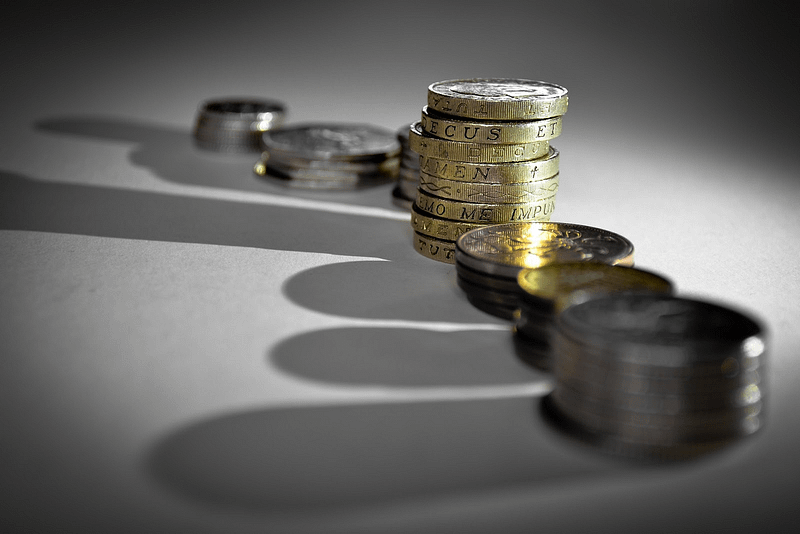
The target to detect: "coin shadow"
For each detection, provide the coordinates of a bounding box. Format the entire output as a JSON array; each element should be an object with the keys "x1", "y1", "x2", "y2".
[
  {"x1": 146, "y1": 396, "x2": 619, "y2": 517},
  {"x1": 282, "y1": 259, "x2": 509, "y2": 323},
  {"x1": 269, "y1": 326, "x2": 545, "y2": 388},
  {"x1": 0, "y1": 170, "x2": 411, "y2": 261},
  {"x1": 34, "y1": 116, "x2": 401, "y2": 210}
]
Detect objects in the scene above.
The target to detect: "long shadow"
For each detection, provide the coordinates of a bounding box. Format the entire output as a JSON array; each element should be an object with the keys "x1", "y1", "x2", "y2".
[
  {"x1": 35, "y1": 115, "x2": 401, "y2": 210},
  {"x1": 269, "y1": 326, "x2": 542, "y2": 388},
  {"x1": 281, "y1": 260, "x2": 507, "y2": 323},
  {"x1": 147, "y1": 396, "x2": 633, "y2": 515},
  {"x1": 0, "y1": 170, "x2": 410, "y2": 261}
]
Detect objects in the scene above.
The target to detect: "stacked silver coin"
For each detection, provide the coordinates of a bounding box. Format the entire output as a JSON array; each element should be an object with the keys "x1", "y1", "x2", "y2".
[
  {"x1": 545, "y1": 294, "x2": 766, "y2": 460},
  {"x1": 391, "y1": 123, "x2": 420, "y2": 208},
  {"x1": 254, "y1": 123, "x2": 400, "y2": 189},
  {"x1": 453, "y1": 222, "x2": 635, "y2": 320},
  {"x1": 514, "y1": 263, "x2": 674, "y2": 371},
  {"x1": 193, "y1": 98, "x2": 286, "y2": 152}
]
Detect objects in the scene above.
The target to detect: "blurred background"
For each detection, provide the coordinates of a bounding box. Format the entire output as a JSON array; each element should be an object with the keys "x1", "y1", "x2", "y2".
[{"x1": 1, "y1": 1, "x2": 798, "y2": 532}]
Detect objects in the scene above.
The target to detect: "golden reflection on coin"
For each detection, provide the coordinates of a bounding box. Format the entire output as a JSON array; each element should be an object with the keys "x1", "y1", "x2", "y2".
[
  {"x1": 456, "y1": 222, "x2": 635, "y2": 279},
  {"x1": 517, "y1": 263, "x2": 673, "y2": 314}
]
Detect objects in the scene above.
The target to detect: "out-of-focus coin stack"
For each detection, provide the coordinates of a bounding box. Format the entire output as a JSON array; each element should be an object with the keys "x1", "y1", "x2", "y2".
[
  {"x1": 544, "y1": 294, "x2": 766, "y2": 461},
  {"x1": 453, "y1": 222, "x2": 635, "y2": 320},
  {"x1": 254, "y1": 123, "x2": 400, "y2": 189},
  {"x1": 193, "y1": 98, "x2": 286, "y2": 152},
  {"x1": 514, "y1": 263, "x2": 674, "y2": 371},
  {"x1": 391, "y1": 123, "x2": 419, "y2": 209},
  {"x1": 408, "y1": 78, "x2": 568, "y2": 264}
]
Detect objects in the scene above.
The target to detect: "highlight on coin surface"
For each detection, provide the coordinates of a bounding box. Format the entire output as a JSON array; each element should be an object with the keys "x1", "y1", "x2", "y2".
[
  {"x1": 193, "y1": 98, "x2": 286, "y2": 152},
  {"x1": 455, "y1": 221, "x2": 635, "y2": 278}
]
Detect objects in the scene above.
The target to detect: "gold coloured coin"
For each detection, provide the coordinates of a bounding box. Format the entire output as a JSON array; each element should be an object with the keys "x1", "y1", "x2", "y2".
[
  {"x1": 411, "y1": 204, "x2": 500, "y2": 242},
  {"x1": 419, "y1": 147, "x2": 559, "y2": 184},
  {"x1": 518, "y1": 263, "x2": 673, "y2": 315},
  {"x1": 456, "y1": 222, "x2": 635, "y2": 279},
  {"x1": 427, "y1": 78, "x2": 568, "y2": 120},
  {"x1": 413, "y1": 231, "x2": 456, "y2": 264},
  {"x1": 419, "y1": 171, "x2": 559, "y2": 203},
  {"x1": 408, "y1": 122, "x2": 548, "y2": 163},
  {"x1": 415, "y1": 189, "x2": 556, "y2": 224},
  {"x1": 420, "y1": 106, "x2": 562, "y2": 144}
]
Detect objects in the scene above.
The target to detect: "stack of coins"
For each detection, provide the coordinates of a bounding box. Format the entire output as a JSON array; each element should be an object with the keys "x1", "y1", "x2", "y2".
[
  {"x1": 254, "y1": 123, "x2": 400, "y2": 189},
  {"x1": 453, "y1": 222, "x2": 635, "y2": 320},
  {"x1": 514, "y1": 263, "x2": 674, "y2": 371},
  {"x1": 391, "y1": 123, "x2": 420, "y2": 209},
  {"x1": 408, "y1": 78, "x2": 568, "y2": 263},
  {"x1": 544, "y1": 294, "x2": 766, "y2": 460},
  {"x1": 193, "y1": 98, "x2": 286, "y2": 152}
]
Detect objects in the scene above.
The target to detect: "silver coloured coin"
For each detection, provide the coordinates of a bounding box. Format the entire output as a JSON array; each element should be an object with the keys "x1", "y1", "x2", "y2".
[
  {"x1": 262, "y1": 123, "x2": 400, "y2": 161},
  {"x1": 193, "y1": 98, "x2": 286, "y2": 152}
]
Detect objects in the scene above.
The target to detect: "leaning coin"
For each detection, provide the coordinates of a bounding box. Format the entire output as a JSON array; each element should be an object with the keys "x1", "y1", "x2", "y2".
[
  {"x1": 456, "y1": 222, "x2": 635, "y2": 279},
  {"x1": 408, "y1": 121, "x2": 549, "y2": 163},
  {"x1": 421, "y1": 106, "x2": 562, "y2": 144},
  {"x1": 427, "y1": 78, "x2": 568, "y2": 120},
  {"x1": 262, "y1": 123, "x2": 400, "y2": 161}
]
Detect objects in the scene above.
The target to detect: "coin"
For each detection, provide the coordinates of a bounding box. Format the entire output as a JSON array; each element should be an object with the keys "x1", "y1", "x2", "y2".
[
  {"x1": 545, "y1": 294, "x2": 767, "y2": 460},
  {"x1": 456, "y1": 275, "x2": 520, "y2": 306},
  {"x1": 419, "y1": 171, "x2": 559, "y2": 203},
  {"x1": 518, "y1": 263, "x2": 672, "y2": 315},
  {"x1": 262, "y1": 123, "x2": 400, "y2": 161},
  {"x1": 541, "y1": 394, "x2": 755, "y2": 461},
  {"x1": 462, "y1": 293, "x2": 520, "y2": 321},
  {"x1": 193, "y1": 98, "x2": 286, "y2": 152},
  {"x1": 413, "y1": 231, "x2": 457, "y2": 264},
  {"x1": 411, "y1": 204, "x2": 499, "y2": 242},
  {"x1": 427, "y1": 78, "x2": 568, "y2": 120},
  {"x1": 419, "y1": 147, "x2": 559, "y2": 184},
  {"x1": 455, "y1": 261, "x2": 521, "y2": 292},
  {"x1": 415, "y1": 189, "x2": 556, "y2": 224},
  {"x1": 455, "y1": 222, "x2": 635, "y2": 279},
  {"x1": 556, "y1": 295, "x2": 765, "y2": 365},
  {"x1": 421, "y1": 106, "x2": 562, "y2": 144},
  {"x1": 408, "y1": 121, "x2": 549, "y2": 163}
]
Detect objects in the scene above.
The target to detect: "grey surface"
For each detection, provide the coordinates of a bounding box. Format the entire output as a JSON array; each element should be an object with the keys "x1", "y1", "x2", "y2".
[{"x1": 1, "y1": 1, "x2": 798, "y2": 532}]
